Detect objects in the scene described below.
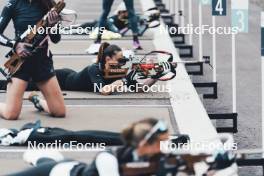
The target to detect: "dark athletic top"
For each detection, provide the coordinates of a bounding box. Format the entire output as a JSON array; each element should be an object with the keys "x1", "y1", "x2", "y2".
[
  {"x1": 0, "y1": 64, "x2": 130, "y2": 92},
  {"x1": 0, "y1": 0, "x2": 60, "y2": 48},
  {"x1": 62, "y1": 64, "x2": 119, "y2": 92}
]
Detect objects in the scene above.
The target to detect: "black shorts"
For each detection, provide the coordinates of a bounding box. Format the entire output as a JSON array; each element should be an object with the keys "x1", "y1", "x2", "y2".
[{"x1": 13, "y1": 50, "x2": 56, "y2": 83}]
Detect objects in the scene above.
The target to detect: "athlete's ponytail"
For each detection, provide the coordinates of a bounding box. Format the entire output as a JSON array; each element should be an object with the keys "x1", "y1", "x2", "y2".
[{"x1": 96, "y1": 42, "x2": 110, "y2": 64}]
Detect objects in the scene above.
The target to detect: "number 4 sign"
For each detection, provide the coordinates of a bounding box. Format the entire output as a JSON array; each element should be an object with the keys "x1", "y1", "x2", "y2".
[
  {"x1": 231, "y1": 0, "x2": 249, "y2": 33},
  {"x1": 212, "y1": 0, "x2": 226, "y2": 16}
]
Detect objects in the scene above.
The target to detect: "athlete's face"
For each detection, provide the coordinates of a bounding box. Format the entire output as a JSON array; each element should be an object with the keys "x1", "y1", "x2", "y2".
[{"x1": 105, "y1": 51, "x2": 124, "y2": 68}]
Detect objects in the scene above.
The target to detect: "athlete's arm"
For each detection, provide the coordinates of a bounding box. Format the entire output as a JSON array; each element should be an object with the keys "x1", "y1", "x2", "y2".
[
  {"x1": 100, "y1": 80, "x2": 124, "y2": 95},
  {"x1": 47, "y1": 11, "x2": 61, "y2": 44},
  {"x1": 95, "y1": 152, "x2": 120, "y2": 176},
  {"x1": 0, "y1": 1, "x2": 16, "y2": 48}
]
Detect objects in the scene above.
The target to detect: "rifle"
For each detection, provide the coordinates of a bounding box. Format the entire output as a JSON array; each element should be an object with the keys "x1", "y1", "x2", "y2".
[
  {"x1": 1, "y1": 0, "x2": 66, "y2": 81},
  {"x1": 120, "y1": 153, "x2": 209, "y2": 176},
  {"x1": 103, "y1": 50, "x2": 177, "y2": 79},
  {"x1": 120, "y1": 134, "x2": 239, "y2": 176}
]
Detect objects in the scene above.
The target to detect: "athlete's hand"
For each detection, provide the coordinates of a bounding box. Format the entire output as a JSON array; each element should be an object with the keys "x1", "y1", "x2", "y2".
[
  {"x1": 123, "y1": 70, "x2": 140, "y2": 86},
  {"x1": 15, "y1": 42, "x2": 33, "y2": 58},
  {"x1": 47, "y1": 10, "x2": 60, "y2": 26},
  {"x1": 151, "y1": 61, "x2": 176, "y2": 81}
]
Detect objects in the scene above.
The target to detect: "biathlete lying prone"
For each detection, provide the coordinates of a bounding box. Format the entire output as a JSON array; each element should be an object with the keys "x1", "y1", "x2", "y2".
[
  {"x1": 6, "y1": 118, "x2": 237, "y2": 176},
  {"x1": 0, "y1": 42, "x2": 176, "y2": 112}
]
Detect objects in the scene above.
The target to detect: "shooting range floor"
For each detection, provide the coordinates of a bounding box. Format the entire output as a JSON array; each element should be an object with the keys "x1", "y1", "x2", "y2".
[
  {"x1": 0, "y1": 0, "x2": 179, "y2": 175},
  {"x1": 50, "y1": 40, "x2": 154, "y2": 55}
]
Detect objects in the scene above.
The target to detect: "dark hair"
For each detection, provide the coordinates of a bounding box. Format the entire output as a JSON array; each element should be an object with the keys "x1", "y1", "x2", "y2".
[
  {"x1": 122, "y1": 118, "x2": 159, "y2": 147},
  {"x1": 96, "y1": 42, "x2": 122, "y2": 70}
]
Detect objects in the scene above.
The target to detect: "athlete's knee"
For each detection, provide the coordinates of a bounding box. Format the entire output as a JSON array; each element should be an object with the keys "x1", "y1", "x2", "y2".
[
  {"x1": 4, "y1": 111, "x2": 20, "y2": 120},
  {"x1": 50, "y1": 106, "x2": 66, "y2": 118}
]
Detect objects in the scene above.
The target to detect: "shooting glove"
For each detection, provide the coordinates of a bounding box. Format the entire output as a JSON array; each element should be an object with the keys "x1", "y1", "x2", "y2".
[
  {"x1": 152, "y1": 61, "x2": 176, "y2": 81},
  {"x1": 123, "y1": 70, "x2": 139, "y2": 86}
]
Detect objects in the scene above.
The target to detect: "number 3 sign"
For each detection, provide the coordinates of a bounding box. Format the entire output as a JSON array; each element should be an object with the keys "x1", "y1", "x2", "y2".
[
  {"x1": 212, "y1": 0, "x2": 226, "y2": 16},
  {"x1": 231, "y1": 0, "x2": 249, "y2": 33},
  {"x1": 200, "y1": 0, "x2": 211, "y2": 5}
]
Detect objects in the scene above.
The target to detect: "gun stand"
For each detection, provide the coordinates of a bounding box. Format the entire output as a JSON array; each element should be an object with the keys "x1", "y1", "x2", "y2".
[
  {"x1": 184, "y1": 56, "x2": 211, "y2": 75},
  {"x1": 236, "y1": 151, "x2": 264, "y2": 175},
  {"x1": 209, "y1": 113, "x2": 238, "y2": 133},
  {"x1": 161, "y1": 14, "x2": 175, "y2": 26},
  {"x1": 154, "y1": 2, "x2": 169, "y2": 13}
]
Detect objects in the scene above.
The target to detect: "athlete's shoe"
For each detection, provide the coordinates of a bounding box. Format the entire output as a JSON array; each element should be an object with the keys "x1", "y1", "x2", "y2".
[
  {"x1": 133, "y1": 41, "x2": 143, "y2": 50},
  {"x1": 23, "y1": 149, "x2": 64, "y2": 166},
  {"x1": 85, "y1": 43, "x2": 101, "y2": 54},
  {"x1": 28, "y1": 92, "x2": 44, "y2": 112}
]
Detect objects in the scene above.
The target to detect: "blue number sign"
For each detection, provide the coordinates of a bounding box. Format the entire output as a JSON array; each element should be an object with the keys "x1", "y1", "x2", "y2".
[{"x1": 212, "y1": 0, "x2": 226, "y2": 16}]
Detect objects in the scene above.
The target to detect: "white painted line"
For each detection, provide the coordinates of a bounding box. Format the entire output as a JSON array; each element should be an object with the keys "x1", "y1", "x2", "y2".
[
  {"x1": 261, "y1": 11, "x2": 264, "y2": 158},
  {"x1": 188, "y1": 0, "x2": 193, "y2": 45},
  {"x1": 232, "y1": 33, "x2": 237, "y2": 113},
  {"x1": 180, "y1": 0, "x2": 185, "y2": 27},
  {"x1": 212, "y1": 16, "x2": 217, "y2": 82},
  {"x1": 199, "y1": 3, "x2": 203, "y2": 61},
  {"x1": 174, "y1": 0, "x2": 179, "y2": 24},
  {"x1": 22, "y1": 105, "x2": 172, "y2": 108}
]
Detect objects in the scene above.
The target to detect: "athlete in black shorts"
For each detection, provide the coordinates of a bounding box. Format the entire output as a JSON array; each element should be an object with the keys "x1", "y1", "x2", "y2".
[{"x1": 0, "y1": 0, "x2": 65, "y2": 120}]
